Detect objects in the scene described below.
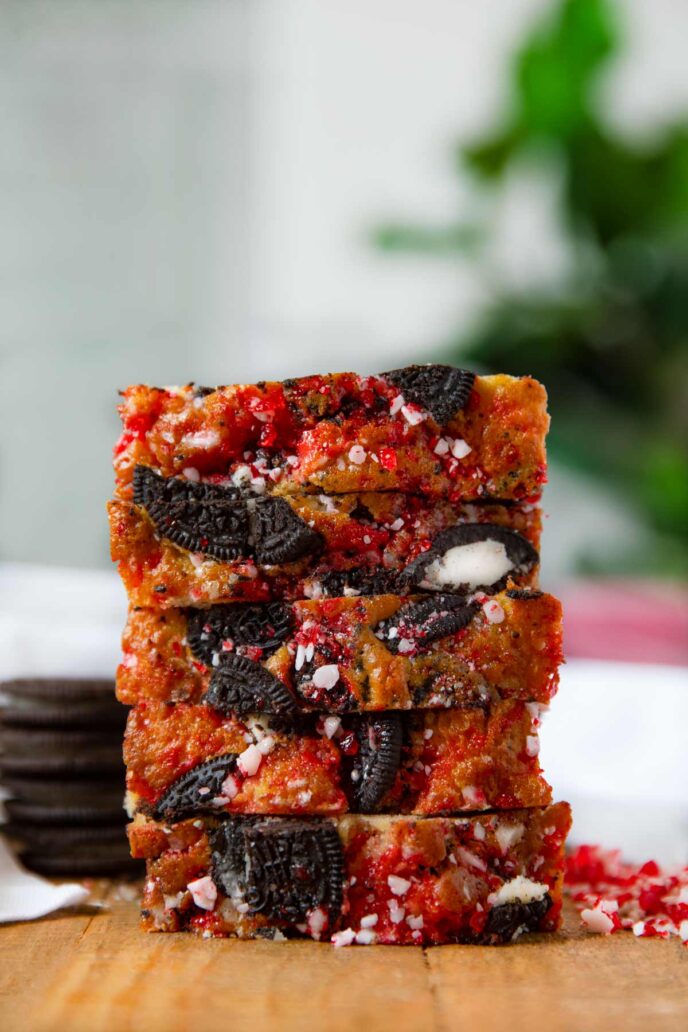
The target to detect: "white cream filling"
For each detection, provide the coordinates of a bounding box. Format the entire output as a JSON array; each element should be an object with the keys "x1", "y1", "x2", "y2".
[
  {"x1": 489, "y1": 876, "x2": 548, "y2": 907},
  {"x1": 422, "y1": 539, "x2": 514, "y2": 590}
]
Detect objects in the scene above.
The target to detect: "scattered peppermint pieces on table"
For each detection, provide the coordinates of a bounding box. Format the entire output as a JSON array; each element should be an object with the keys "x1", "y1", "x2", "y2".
[{"x1": 566, "y1": 844, "x2": 688, "y2": 944}]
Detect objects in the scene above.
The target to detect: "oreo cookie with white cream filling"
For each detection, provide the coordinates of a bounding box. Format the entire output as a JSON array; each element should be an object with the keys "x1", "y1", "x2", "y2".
[{"x1": 403, "y1": 524, "x2": 538, "y2": 595}]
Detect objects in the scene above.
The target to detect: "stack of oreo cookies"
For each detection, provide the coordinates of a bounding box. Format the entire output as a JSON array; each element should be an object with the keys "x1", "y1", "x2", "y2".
[
  {"x1": 109, "y1": 365, "x2": 570, "y2": 943},
  {"x1": 0, "y1": 678, "x2": 139, "y2": 876}
]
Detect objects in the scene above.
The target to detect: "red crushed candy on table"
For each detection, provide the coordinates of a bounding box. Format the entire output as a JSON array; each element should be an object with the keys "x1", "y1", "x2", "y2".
[{"x1": 565, "y1": 844, "x2": 688, "y2": 944}]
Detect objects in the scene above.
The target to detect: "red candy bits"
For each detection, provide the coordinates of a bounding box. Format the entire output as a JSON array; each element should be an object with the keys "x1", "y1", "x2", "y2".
[{"x1": 566, "y1": 844, "x2": 688, "y2": 944}]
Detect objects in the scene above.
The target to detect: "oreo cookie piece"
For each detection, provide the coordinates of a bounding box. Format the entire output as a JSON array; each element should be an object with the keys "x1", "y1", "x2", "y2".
[
  {"x1": 482, "y1": 893, "x2": 552, "y2": 943},
  {"x1": 0, "y1": 678, "x2": 115, "y2": 703},
  {"x1": 211, "y1": 817, "x2": 344, "y2": 924},
  {"x1": 186, "y1": 602, "x2": 293, "y2": 665},
  {"x1": 1, "y1": 775, "x2": 124, "y2": 809},
  {"x1": 0, "y1": 679, "x2": 123, "y2": 729},
  {"x1": 403, "y1": 523, "x2": 539, "y2": 595},
  {"x1": 0, "y1": 755, "x2": 123, "y2": 778},
  {"x1": 0, "y1": 728, "x2": 124, "y2": 778},
  {"x1": 252, "y1": 498, "x2": 323, "y2": 565},
  {"x1": 0, "y1": 701, "x2": 125, "y2": 730},
  {"x1": 505, "y1": 588, "x2": 544, "y2": 601},
  {"x1": 346, "y1": 714, "x2": 403, "y2": 813},
  {"x1": 375, "y1": 596, "x2": 478, "y2": 654},
  {"x1": 133, "y1": 465, "x2": 249, "y2": 560},
  {"x1": 134, "y1": 466, "x2": 324, "y2": 565},
  {"x1": 381, "y1": 364, "x2": 475, "y2": 425},
  {"x1": 2, "y1": 821, "x2": 127, "y2": 853},
  {"x1": 3, "y1": 820, "x2": 139, "y2": 876},
  {"x1": 316, "y1": 568, "x2": 404, "y2": 598},
  {"x1": 154, "y1": 754, "x2": 238, "y2": 821},
  {"x1": 204, "y1": 656, "x2": 298, "y2": 718},
  {"x1": 20, "y1": 839, "x2": 139, "y2": 877},
  {"x1": 4, "y1": 798, "x2": 125, "y2": 825}
]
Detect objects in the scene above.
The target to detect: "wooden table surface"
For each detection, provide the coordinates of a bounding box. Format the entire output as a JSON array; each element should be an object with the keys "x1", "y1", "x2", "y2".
[{"x1": 0, "y1": 886, "x2": 685, "y2": 1032}]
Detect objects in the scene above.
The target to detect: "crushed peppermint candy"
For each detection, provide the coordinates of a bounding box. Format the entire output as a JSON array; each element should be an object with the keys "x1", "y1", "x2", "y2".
[
  {"x1": 581, "y1": 901, "x2": 619, "y2": 935},
  {"x1": 332, "y1": 928, "x2": 356, "y2": 947},
  {"x1": 294, "y1": 644, "x2": 307, "y2": 672},
  {"x1": 312, "y1": 664, "x2": 340, "y2": 690},
  {"x1": 450, "y1": 438, "x2": 472, "y2": 459},
  {"x1": 566, "y1": 844, "x2": 688, "y2": 944},
  {"x1": 401, "y1": 404, "x2": 426, "y2": 426},
  {"x1": 525, "y1": 735, "x2": 540, "y2": 757},
  {"x1": 461, "y1": 784, "x2": 487, "y2": 808},
  {"x1": 348, "y1": 445, "x2": 367, "y2": 464},
  {"x1": 388, "y1": 874, "x2": 412, "y2": 896},
  {"x1": 256, "y1": 735, "x2": 275, "y2": 755},
  {"x1": 237, "y1": 743, "x2": 263, "y2": 776},
  {"x1": 482, "y1": 599, "x2": 505, "y2": 624},
  {"x1": 321, "y1": 715, "x2": 342, "y2": 739},
  {"x1": 388, "y1": 900, "x2": 406, "y2": 924},
  {"x1": 187, "y1": 875, "x2": 217, "y2": 911},
  {"x1": 355, "y1": 928, "x2": 377, "y2": 945},
  {"x1": 494, "y1": 823, "x2": 524, "y2": 854},
  {"x1": 181, "y1": 429, "x2": 220, "y2": 450},
  {"x1": 307, "y1": 907, "x2": 328, "y2": 940},
  {"x1": 220, "y1": 773, "x2": 239, "y2": 800}
]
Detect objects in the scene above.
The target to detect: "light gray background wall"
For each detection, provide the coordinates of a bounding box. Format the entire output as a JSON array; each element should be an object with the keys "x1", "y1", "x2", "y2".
[{"x1": 1, "y1": 0, "x2": 686, "y2": 570}]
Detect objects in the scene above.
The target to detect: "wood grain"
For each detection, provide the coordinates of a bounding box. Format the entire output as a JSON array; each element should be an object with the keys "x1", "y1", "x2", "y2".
[{"x1": 0, "y1": 890, "x2": 685, "y2": 1032}]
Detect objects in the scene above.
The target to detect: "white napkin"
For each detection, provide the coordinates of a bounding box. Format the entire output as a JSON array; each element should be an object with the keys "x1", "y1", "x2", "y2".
[{"x1": 0, "y1": 836, "x2": 89, "y2": 923}]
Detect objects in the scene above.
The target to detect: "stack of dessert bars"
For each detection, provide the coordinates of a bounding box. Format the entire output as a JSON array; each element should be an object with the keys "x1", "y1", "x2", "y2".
[{"x1": 109, "y1": 365, "x2": 570, "y2": 945}]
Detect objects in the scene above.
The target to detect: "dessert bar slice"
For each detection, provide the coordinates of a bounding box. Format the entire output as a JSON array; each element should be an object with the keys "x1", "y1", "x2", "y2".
[
  {"x1": 113, "y1": 368, "x2": 548, "y2": 502},
  {"x1": 117, "y1": 590, "x2": 562, "y2": 710},
  {"x1": 109, "y1": 487, "x2": 540, "y2": 608},
  {"x1": 128, "y1": 802, "x2": 571, "y2": 943},
  {"x1": 123, "y1": 699, "x2": 551, "y2": 818}
]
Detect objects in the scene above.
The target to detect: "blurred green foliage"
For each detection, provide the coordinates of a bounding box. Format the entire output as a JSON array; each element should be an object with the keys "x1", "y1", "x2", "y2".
[{"x1": 373, "y1": 0, "x2": 688, "y2": 574}]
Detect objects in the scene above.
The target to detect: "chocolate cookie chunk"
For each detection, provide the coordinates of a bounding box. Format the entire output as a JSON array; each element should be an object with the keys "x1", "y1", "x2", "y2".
[
  {"x1": 316, "y1": 568, "x2": 404, "y2": 598},
  {"x1": 186, "y1": 602, "x2": 293, "y2": 665},
  {"x1": 346, "y1": 714, "x2": 403, "y2": 813},
  {"x1": 211, "y1": 817, "x2": 344, "y2": 924},
  {"x1": 154, "y1": 755, "x2": 238, "y2": 821},
  {"x1": 482, "y1": 893, "x2": 552, "y2": 943},
  {"x1": 204, "y1": 656, "x2": 299, "y2": 718},
  {"x1": 0, "y1": 679, "x2": 123, "y2": 729},
  {"x1": 133, "y1": 465, "x2": 249, "y2": 560},
  {"x1": 0, "y1": 726, "x2": 124, "y2": 778},
  {"x1": 2, "y1": 822, "x2": 139, "y2": 877},
  {"x1": 375, "y1": 596, "x2": 478, "y2": 654},
  {"x1": 134, "y1": 466, "x2": 323, "y2": 564},
  {"x1": 1, "y1": 775, "x2": 124, "y2": 809},
  {"x1": 4, "y1": 799, "x2": 125, "y2": 825},
  {"x1": 252, "y1": 498, "x2": 323, "y2": 565},
  {"x1": 382, "y1": 364, "x2": 475, "y2": 425},
  {"x1": 404, "y1": 523, "x2": 538, "y2": 594}
]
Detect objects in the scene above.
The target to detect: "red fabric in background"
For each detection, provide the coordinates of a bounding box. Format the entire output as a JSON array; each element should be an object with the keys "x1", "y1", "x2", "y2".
[{"x1": 557, "y1": 580, "x2": 688, "y2": 666}]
